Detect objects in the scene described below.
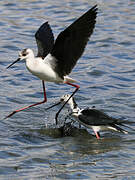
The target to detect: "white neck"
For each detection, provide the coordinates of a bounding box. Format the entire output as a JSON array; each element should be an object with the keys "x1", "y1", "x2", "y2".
[
  {"x1": 25, "y1": 50, "x2": 35, "y2": 62},
  {"x1": 68, "y1": 98, "x2": 81, "y2": 114}
]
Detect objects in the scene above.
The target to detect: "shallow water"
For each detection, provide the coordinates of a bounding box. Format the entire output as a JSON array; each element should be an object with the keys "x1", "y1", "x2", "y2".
[{"x1": 0, "y1": 0, "x2": 135, "y2": 179}]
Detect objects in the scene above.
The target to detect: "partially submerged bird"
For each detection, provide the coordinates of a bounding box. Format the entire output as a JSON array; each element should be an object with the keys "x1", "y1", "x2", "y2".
[
  {"x1": 46, "y1": 94, "x2": 135, "y2": 139},
  {"x1": 6, "y1": 5, "x2": 98, "y2": 122}
]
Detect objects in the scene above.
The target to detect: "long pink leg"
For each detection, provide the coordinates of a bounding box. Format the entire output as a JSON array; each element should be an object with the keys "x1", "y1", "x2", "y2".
[
  {"x1": 5, "y1": 80, "x2": 47, "y2": 119},
  {"x1": 55, "y1": 82, "x2": 80, "y2": 124},
  {"x1": 94, "y1": 130, "x2": 100, "y2": 139}
]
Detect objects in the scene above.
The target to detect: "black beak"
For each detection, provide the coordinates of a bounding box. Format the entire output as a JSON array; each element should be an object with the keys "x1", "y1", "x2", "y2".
[
  {"x1": 45, "y1": 101, "x2": 61, "y2": 110},
  {"x1": 6, "y1": 58, "x2": 21, "y2": 69}
]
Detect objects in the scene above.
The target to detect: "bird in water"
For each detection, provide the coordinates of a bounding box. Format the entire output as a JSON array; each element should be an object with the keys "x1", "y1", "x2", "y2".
[
  {"x1": 6, "y1": 5, "x2": 98, "y2": 123},
  {"x1": 46, "y1": 94, "x2": 135, "y2": 139}
]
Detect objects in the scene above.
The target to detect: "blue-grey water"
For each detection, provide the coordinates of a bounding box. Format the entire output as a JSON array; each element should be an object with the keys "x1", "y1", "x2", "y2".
[{"x1": 0, "y1": 0, "x2": 135, "y2": 179}]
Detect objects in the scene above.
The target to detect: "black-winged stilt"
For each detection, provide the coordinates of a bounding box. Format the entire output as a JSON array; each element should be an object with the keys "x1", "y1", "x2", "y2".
[
  {"x1": 6, "y1": 5, "x2": 98, "y2": 122},
  {"x1": 46, "y1": 94, "x2": 134, "y2": 139}
]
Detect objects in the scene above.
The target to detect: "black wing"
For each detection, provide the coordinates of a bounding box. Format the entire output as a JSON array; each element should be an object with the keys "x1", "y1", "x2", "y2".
[
  {"x1": 51, "y1": 5, "x2": 98, "y2": 78},
  {"x1": 78, "y1": 108, "x2": 118, "y2": 126},
  {"x1": 35, "y1": 22, "x2": 54, "y2": 58},
  {"x1": 79, "y1": 108, "x2": 135, "y2": 127}
]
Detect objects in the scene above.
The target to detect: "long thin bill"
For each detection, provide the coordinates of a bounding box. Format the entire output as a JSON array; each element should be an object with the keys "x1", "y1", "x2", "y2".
[
  {"x1": 6, "y1": 58, "x2": 20, "y2": 69},
  {"x1": 45, "y1": 102, "x2": 61, "y2": 110}
]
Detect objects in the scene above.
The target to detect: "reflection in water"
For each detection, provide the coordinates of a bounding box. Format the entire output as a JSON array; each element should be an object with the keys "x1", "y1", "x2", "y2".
[{"x1": 31, "y1": 122, "x2": 122, "y2": 155}]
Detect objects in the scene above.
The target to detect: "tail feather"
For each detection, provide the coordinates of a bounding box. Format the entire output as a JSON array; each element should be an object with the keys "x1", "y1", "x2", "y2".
[
  {"x1": 119, "y1": 123, "x2": 135, "y2": 131},
  {"x1": 112, "y1": 124, "x2": 128, "y2": 134},
  {"x1": 64, "y1": 76, "x2": 77, "y2": 83},
  {"x1": 115, "y1": 119, "x2": 135, "y2": 131}
]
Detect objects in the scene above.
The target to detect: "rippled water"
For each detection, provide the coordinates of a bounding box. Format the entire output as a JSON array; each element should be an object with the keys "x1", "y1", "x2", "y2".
[{"x1": 1, "y1": 0, "x2": 135, "y2": 179}]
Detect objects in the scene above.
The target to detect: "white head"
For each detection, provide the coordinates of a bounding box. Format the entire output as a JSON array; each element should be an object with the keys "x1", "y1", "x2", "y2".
[
  {"x1": 7, "y1": 48, "x2": 34, "y2": 69},
  {"x1": 60, "y1": 94, "x2": 78, "y2": 110},
  {"x1": 45, "y1": 94, "x2": 77, "y2": 111},
  {"x1": 60, "y1": 94, "x2": 73, "y2": 104},
  {"x1": 18, "y1": 48, "x2": 34, "y2": 60}
]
